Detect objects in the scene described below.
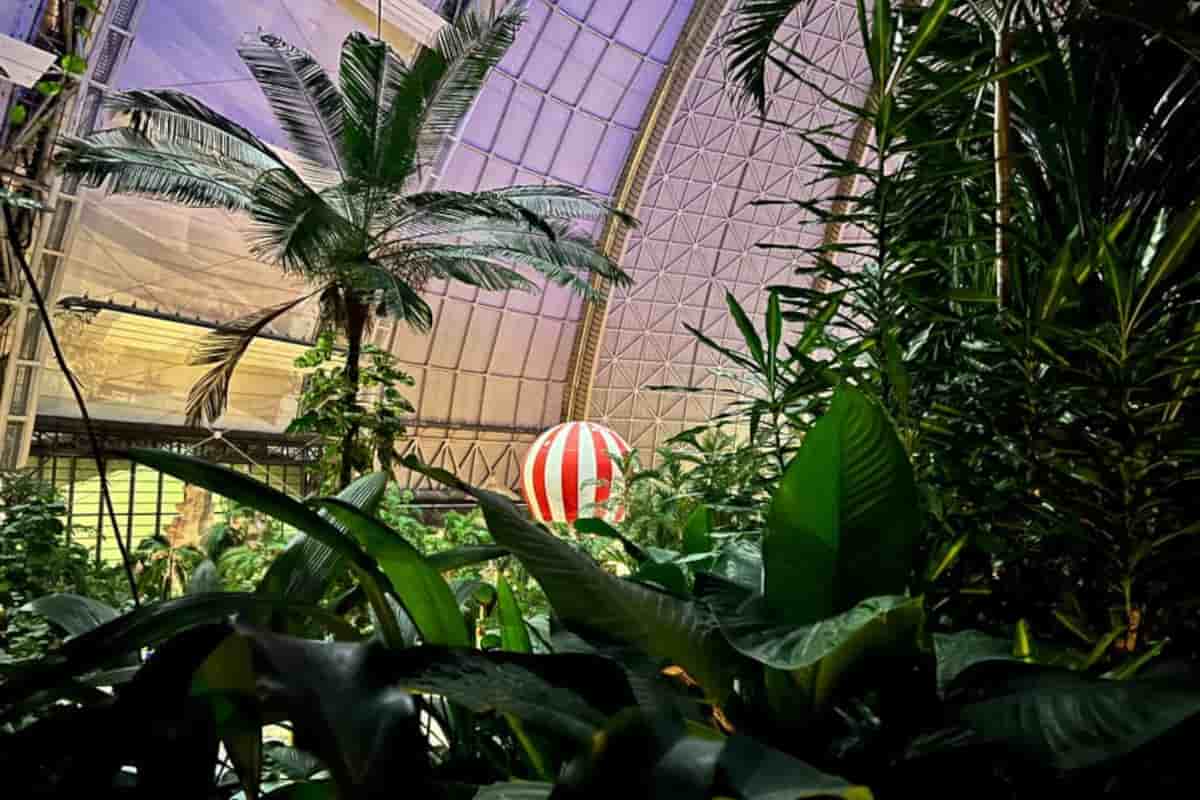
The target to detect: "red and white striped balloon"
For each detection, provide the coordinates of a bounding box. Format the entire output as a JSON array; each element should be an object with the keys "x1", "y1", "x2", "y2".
[{"x1": 521, "y1": 421, "x2": 630, "y2": 524}]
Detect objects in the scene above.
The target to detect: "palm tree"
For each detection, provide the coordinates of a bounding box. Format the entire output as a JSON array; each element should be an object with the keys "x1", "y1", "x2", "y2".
[{"x1": 57, "y1": 3, "x2": 633, "y2": 487}]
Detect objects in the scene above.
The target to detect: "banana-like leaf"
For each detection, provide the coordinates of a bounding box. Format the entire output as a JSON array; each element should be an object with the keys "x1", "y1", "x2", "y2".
[
  {"x1": 494, "y1": 576, "x2": 550, "y2": 779},
  {"x1": 717, "y1": 594, "x2": 924, "y2": 712},
  {"x1": 315, "y1": 498, "x2": 469, "y2": 647},
  {"x1": 426, "y1": 544, "x2": 510, "y2": 572},
  {"x1": 123, "y1": 451, "x2": 402, "y2": 645},
  {"x1": 953, "y1": 663, "x2": 1200, "y2": 770},
  {"x1": 496, "y1": 576, "x2": 532, "y2": 655},
  {"x1": 764, "y1": 387, "x2": 921, "y2": 623},
  {"x1": 555, "y1": 708, "x2": 871, "y2": 800},
  {"x1": 574, "y1": 517, "x2": 649, "y2": 562},
  {"x1": 24, "y1": 593, "x2": 120, "y2": 637},
  {"x1": 259, "y1": 471, "x2": 388, "y2": 605},
  {"x1": 707, "y1": 540, "x2": 763, "y2": 593},
  {"x1": 245, "y1": 632, "x2": 637, "y2": 748},
  {"x1": 932, "y1": 630, "x2": 1016, "y2": 696},
  {"x1": 0, "y1": 593, "x2": 333, "y2": 709},
  {"x1": 401, "y1": 456, "x2": 744, "y2": 700}
]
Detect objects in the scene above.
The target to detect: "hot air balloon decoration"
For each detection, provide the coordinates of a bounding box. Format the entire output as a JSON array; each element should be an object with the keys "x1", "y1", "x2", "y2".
[{"x1": 521, "y1": 421, "x2": 630, "y2": 524}]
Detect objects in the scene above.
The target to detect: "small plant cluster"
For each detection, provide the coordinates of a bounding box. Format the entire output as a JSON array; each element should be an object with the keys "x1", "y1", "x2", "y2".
[{"x1": 287, "y1": 331, "x2": 416, "y2": 494}]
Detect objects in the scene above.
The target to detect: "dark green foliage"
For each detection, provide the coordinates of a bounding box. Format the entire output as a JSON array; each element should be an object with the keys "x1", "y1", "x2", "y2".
[
  {"x1": 286, "y1": 330, "x2": 415, "y2": 492},
  {"x1": 0, "y1": 473, "x2": 126, "y2": 660}
]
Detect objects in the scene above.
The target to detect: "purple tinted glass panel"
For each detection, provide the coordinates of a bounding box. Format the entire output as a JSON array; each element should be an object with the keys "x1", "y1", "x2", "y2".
[
  {"x1": 494, "y1": 82, "x2": 543, "y2": 163},
  {"x1": 462, "y1": 74, "x2": 513, "y2": 150},
  {"x1": 520, "y1": 98, "x2": 571, "y2": 174},
  {"x1": 524, "y1": 11, "x2": 575, "y2": 91},
  {"x1": 550, "y1": 112, "x2": 605, "y2": 184},
  {"x1": 114, "y1": 0, "x2": 367, "y2": 150},
  {"x1": 615, "y1": 3, "x2": 665, "y2": 53},
  {"x1": 581, "y1": 44, "x2": 640, "y2": 119},
  {"x1": 558, "y1": 0, "x2": 593, "y2": 21},
  {"x1": 587, "y1": 0, "x2": 633, "y2": 37},
  {"x1": 614, "y1": 61, "x2": 664, "y2": 127},
  {"x1": 652, "y1": 1, "x2": 693, "y2": 61},
  {"x1": 550, "y1": 26, "x2": 605, "y2": 105}
]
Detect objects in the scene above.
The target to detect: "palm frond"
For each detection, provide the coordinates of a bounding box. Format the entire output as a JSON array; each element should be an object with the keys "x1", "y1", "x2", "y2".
[
  {"x1": 399, "y1": 227, "x2": 631, "y2": 300},
  {"x1": 248, "y1": 168, "x2": 356, "y2": 276},
  {"x1": 104, "y1": 89, "x2": 283, "y2": 171},
  {"x1": 338, "y1": 32, "x2": 413, "y2": 185},
  {"x1": 185, "y1": 290, "x2": 321, "y2": 427},
  {"x1": 56, "y1": 130, "x2": 257, "y2": 210},
  {"x1": 726, "y1": 0, "x2": 814, "y2": 113},
  {"x1": 380, "y1": 189, "x2": 561, "y2": 244},
  {"x1": 237, "y1": 33, "x2": 346, "y2": 175},
  {"x1": 391, "y1": 1, "x2": 525, "y2": 177},
  {"x1": 389, "y1": 245, "x2": 539, "y2": 293},
  {"x1": 482, "y1": 185, "x2": 638, "y2": 227},
  {"x1": 0, "y1": 187, "x2": 46, "y2": 211},
  {"x1": 355, "y1": 263, "x2": 434, "y2": 331}
]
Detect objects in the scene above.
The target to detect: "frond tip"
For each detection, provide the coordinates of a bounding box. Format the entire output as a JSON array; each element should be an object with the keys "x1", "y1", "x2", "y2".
[{"x1": 185, "y1": 291, "x2": 320, "y2": 427}]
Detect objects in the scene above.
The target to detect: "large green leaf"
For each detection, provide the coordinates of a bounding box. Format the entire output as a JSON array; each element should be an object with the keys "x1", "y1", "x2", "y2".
[
  {"x1": 246, "y1": 633, "x2": 637, "y2": 747},
  {"x1": 764, "y1": 387, "x2": 920, "y2": 622},
  {"x1": 259, "y1": 471, "x2": 389, "y2": 605},
  {"x1": 314, "y1": 498, "x2": 469, "y2": 647},
  {"x1": 0, "y1": 593, "x2": 328, "y2": 709},
  {"x1": 426, "y1": 544, "x2": 510, "y2": 572},
  {"x1": 953, "y1": 663, "x2": 1200, "y2": 770},
  {"x1": 496, "y1": 576, "x2": 532, "y2": 655},
  {"x1": 24, "y1": 593, "x2": 120, "y2": 638},
  {"x1": 717, "y1": 595, "x2": 924, "y2": 711},
  {"x1": 24, "y1": 593, "x2": 138, "y2": 668},
  {"x1": 401, "y1": 456, "x2": 744, "y2": 700},
  {"x1": 123, "y1": 451, "x2": 401, "y2": 645},
  {"x1": 574, "y1": 517, "x2": 649, "y2": 562},
  {"x1": 554, "y1": 708, "x2": 871, "y2": 800},
  {"x1": 932, "y1": 630, "x2": 1015, "y2": 696},
  {"x1": 707, "y1": 540, "x2": 763, "y2": 593}
]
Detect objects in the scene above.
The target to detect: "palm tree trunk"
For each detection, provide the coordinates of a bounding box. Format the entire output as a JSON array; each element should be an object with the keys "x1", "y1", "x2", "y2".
[
  {"x1": 338, "y1": 298, "x2": 370, "y2": 489},
  {"x1": 993, "y1": 16, "x2": 1014, "y2": 308}
]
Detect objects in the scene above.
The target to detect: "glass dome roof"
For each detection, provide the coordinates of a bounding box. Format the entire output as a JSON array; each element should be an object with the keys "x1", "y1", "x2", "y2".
[{"x1": 50, "y1": 0, "x2": 870, "y2": 491}]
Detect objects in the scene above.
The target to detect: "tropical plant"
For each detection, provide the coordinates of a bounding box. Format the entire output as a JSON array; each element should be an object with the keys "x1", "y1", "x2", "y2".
[
  {"x1": 723, "y1": 0, "x2": 1200, "y2": 654},
  {"x1": 7, "y1": 386, "x2": 1200, "y2": 797},
  {"x1": 287, "y1": 330, "x2": 415, "y2": 492},
  {"x1": 56, "y1": 1, "x2": 633, "y2": 488},
  {"x1": 0, "y1": 472, "x2": 126, "y2": 660}
]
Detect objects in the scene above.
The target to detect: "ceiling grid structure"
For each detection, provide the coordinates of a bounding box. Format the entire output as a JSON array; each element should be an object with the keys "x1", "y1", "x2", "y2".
[
  {"x1": 34, "y1": 0, "x2": 873, "y2": 492},
  {"x1": 385, "y1": 0, "x2": 698, "y2": 491},
  {"x1": 588, "y1": 0, "x2": 871, "y2": 458}
]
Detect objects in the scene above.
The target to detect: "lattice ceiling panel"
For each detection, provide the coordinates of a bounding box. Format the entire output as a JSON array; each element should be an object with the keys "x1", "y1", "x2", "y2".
[
  {"x1": 382, "y1": 0, "x2": 695, "y2": 438},
  {"x1": 591, "y1": 0, "x2": 870, "y2": 457}
]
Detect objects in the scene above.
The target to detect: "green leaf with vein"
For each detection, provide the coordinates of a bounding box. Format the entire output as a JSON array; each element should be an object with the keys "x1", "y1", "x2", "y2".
[
  {"x1": 260, "y1": 472, "x2": 389, "y2": 605},
  {"x1": 764, "y1": 387, "x2": 921, "y2": 623},
  {"x1": 123, "y1": 450, "x2": 402, "y2": 646},
  {"x1": 718, "y1": 594, "x2": 924, "y2": 712},
  {"x1": 953, "y1": 663, "x2": 1200, "y2": 770},
  {"x1": 426, "y1": 544, "x2": 510, "y2": 572},
  {"x1": 314, "y1": 498, "x2": 468, "y2": 647},
  {"x1": 401, "y1": 455, "x2": 744, "y2": 700}
]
